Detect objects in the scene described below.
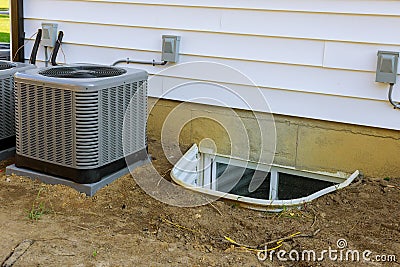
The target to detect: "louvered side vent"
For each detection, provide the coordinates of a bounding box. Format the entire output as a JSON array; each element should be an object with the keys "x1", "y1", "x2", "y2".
[
  {"x1": 74, "y1": 92, "x2": 100, "y2": 168},
  {"x1": 121, "y1": 81, "x2": 147, "y2": 158},
  {"x1": 0, "y1": 75, "x2": 14, "y2": 140},
  {"x1": 139, "y1": 81, "x2": 148, "y2": 148},
  {"x1": 16, "y1": 83, "x2": 74, "y2": 166},
  {"x1": 100, "y1": 81, "x2": 147, "y2": 165}
]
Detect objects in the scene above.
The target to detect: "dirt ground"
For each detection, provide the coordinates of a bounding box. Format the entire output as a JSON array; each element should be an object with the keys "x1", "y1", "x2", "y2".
[{"x1": 0, "y1": 142, "x2": 399, "y2": 267}]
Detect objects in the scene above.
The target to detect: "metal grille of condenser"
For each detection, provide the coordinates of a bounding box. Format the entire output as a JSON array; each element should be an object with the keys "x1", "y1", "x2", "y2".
[
  {"x1": 0, "y1": 62, "x2": 35, "y2": 146},
  {"x1": 100, "y1": 81, "x2": 147, "y2": 165},
  {"x1": 0, "y1": 76, "x2": 14, "y2": 141},
  {"x1": 16, "y1": 84, "x2": 74, "y2": 166},
  {"x1": 14, "y1": 65, "x2": 148, "y2": 182}
]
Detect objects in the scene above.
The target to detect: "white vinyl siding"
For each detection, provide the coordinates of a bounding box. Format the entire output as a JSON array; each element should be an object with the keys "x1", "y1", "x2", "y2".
[{"x1": 22, "y1": 0, "x2": 400, "y2": 130}]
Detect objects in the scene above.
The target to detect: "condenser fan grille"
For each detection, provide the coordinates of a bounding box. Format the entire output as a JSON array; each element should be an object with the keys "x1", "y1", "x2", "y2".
[
  {"x1": 39, "y1": 66, "x2": 127, "y2": 78},
  {"x1": 0, "y1": 62, "x2": 16, "y2": 70}
]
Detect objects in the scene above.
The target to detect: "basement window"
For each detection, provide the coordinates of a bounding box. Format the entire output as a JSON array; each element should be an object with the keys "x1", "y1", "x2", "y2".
[
  {"x1": 216, "y1": 162, "x2": 271, "y2": 200},
  {"x1": 171, "y1": 144, "x2": 359, "y2": 211}
]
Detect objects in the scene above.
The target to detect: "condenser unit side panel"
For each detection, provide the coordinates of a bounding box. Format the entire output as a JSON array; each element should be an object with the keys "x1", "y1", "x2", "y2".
[
  {"x1": 15, "y1": 82, "x2": 75, "y2": 169},
  {"x1": 0, "y1": 74, "x2": 15, "y2": 145},
  {"x1": 99, "y1": 80, "x2": 147, "y2": 167},
  {"x1": 0, "y1": 63, "x2": 35, "y2": 150},
  {"x1": 14, "y1": 82, "x2": 147, "y2": 184}
]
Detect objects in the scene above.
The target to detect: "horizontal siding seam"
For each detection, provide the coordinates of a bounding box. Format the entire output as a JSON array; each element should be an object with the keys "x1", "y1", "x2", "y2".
[
  {"x1": 63, "y1": 0, "x2": 400, "y2": 17},
  {"x1": 25, "y1": 39, "x2": 324, "y2": 68},
  {"x1": 27, "y1": 39, "x2": 384, "y2": 73},
  {"x1": 23, "y1": 17, "x2": 400, "y2": 47},
  {"x1": 152, "y1": 74, "x2": 388, "y2": 102},
  {"x1": 24, "y1": 58, "x2": 384, "y2": 102}
]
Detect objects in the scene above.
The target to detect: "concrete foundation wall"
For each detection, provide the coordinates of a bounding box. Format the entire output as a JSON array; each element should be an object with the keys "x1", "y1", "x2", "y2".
[{"x1": 148, "y1": 98, "x2": 400, "y2": 178}]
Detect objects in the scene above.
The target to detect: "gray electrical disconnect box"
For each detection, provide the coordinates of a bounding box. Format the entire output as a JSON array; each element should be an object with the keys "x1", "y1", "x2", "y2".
[
  {"x1": 376, "y1": 51, "x2": 399, "y2": 84},
  {"x1": 41, "y1": 23, "x2": 58, "y2": 47},
  {"x1": 161, "y1": 35, "x2": 181, "y2": 63}
]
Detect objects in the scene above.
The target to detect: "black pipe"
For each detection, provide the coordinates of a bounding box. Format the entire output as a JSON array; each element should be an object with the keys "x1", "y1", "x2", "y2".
[
  {"x1": 51, "y1": 31, "x2": 64, "y2": 66},
  {"x1": 29, "y1": 29, "x2": 42, "y2": 65},
  {"x1": 388, "y1": 83, "x2": 400, "y2": 109},
  {"x1": 11, "y1": 0, "x2": 25, "y2": 62},
  {"x1": 112, "y1": 58, "x2": 168, "y2": 66}
]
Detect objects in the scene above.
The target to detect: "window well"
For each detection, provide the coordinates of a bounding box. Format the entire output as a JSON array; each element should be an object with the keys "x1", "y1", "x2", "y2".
[{"x1": 171, "y1": 144, "x2": 359, "y2": 211}]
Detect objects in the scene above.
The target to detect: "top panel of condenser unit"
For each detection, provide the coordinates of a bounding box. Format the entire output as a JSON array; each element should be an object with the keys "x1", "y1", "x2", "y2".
[
  {"x1": 13, "y1": 65, "x2": 148, "y2": 92},
  {"x1": 0, "y1": 62, "x2": 35, "y2": 78}
]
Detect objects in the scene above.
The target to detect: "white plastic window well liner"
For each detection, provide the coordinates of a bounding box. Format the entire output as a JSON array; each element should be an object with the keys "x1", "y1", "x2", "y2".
[{"x1": 171, "y1": 144, "x2": 360, "y2": 212}]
